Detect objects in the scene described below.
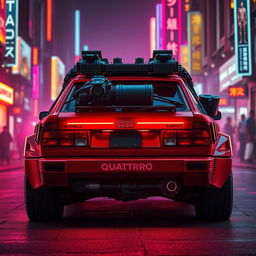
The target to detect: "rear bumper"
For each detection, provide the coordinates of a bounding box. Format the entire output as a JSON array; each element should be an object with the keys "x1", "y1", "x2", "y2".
[{"x1": 25, "y1": 156, "x2": 232, "y2": 189}]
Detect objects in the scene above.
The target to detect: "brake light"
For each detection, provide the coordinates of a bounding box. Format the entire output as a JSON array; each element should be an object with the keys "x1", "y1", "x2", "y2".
[
  {"x1": 60, "y1": 131, "x2": 74, "y2": 146},
  {"x1": 178, "y1": 138, "x2": 193, "y2": 145},
  {"x1": 42, "y1": 130, "x2": 89, "y2": 147},
  {"x1": 162, "y1": 129, "x2": 210, "y2": 146},
  {"x1": 42, "y1": 131, "x2": 58, "y2": 146}
]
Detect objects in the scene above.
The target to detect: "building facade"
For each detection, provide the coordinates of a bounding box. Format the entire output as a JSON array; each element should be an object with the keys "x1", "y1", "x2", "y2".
[{"x1": 191, "y1": 0, "x2": 256, "y2": 124}]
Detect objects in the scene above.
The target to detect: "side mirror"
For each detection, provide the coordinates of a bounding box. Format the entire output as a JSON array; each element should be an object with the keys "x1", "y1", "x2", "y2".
[
  {"x1": 199, "y1": 94, "x2": 221, "y2": 120},
  {"x1": 39, "y1": 111, "x2": 49, "y2": 120}
]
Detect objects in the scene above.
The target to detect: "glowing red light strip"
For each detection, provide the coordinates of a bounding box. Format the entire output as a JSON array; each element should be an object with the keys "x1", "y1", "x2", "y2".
[
  {"x1": 67, "y1": 122, "x2": 114, "y2": 125},
  {"x1": 46, "y1": 0, "x2": 52, "y2": 42},
  {"x1": 67, "y1": 122, "x2": 184, "y2": 125},
  {"x1": 137, "y1": 122, "x2": 184, "y2": 125}
]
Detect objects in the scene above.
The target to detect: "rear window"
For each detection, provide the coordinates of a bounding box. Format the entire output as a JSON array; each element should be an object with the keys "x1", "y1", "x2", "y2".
[{"x1": 62, "y1": 81, "x2": 189, "y2": 112}]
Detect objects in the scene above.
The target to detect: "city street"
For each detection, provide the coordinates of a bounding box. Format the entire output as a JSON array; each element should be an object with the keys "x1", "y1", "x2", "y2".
[{"x1": 0, "y1": 165, "x2": 255, "y2": 255}]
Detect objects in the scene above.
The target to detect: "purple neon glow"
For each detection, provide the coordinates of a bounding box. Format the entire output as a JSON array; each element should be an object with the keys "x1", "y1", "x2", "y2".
[
  {"x1": 178, "y1": 0, "x2": 182, "y2": 61},
  {"x1": 32, "y1": 65, "x2": 40, "y2": 99},
  {"x1": 161, "y1": 0, "x2": 166, "y2": 50},
  {"x1": 156, "y1": 3, "x2": 162, "y2": 50}
]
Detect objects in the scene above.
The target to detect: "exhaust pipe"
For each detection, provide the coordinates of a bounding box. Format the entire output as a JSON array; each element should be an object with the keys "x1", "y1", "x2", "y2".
[{"x1": 162, "y1": 180, "x2": 179, "y2": 197}]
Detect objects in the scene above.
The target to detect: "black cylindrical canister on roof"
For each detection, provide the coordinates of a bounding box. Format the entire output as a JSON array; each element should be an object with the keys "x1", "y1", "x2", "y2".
[{"x1": 114, "y1": 84, "x2": 153, "y2": 106}]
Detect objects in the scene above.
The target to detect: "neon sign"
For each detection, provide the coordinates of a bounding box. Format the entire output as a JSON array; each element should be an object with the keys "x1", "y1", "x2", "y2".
[
  {"x1": 75, "y1": 10, "x2": 80, "y2": 61},
  {"x1": 219, "y1": 56, "x2": 243, "y2": 91},
  {"x1": 32, "y1": 65, "x2": 39, "y2": 99},
  {"x1": 51, "y1": 56, "x2": 65, "y2": 101},
  {"x1": 0, "y1": 82, "x2": 14, "y2": 105},
  {"x1": 156, "y1": 3, "x2": 162, "y2": 50},
  {"x1": 46, "y1": 0, "x2": 52, "y2": 41},
  {"x1": 180, "y1": 45, "x2": 188, "y2": 70},
  {"x1": 228, "y1": 86, "x2": 246, "y2": 97},
  {"x1": 5, "y1": 0, "x2": 18, "y2": 66},
  {"x1": 150, "y1": 17, "x2": 156, "y2": 55},
  {"x1": 12, "y1": 37, "x2": 31, "y2": 80},
  {"x1": 219, "y1": 98, "x2": 229, "y2": 106},
  {"x1": 188, "y1": 12, "x2": 203, "y2": 75},
  {"x1": 0, "y1": 0, "x2": 5, "y2": 45},
  {"x1": 162, "y1": 0, "x2": 182, "y2": 58},
  {"x1": 234, "y1": 0, "x2": 252, "y2": 76}
]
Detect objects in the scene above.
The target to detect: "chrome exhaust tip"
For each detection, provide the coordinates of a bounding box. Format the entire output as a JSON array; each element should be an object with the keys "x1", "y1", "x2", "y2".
[
  {"x1": 166, "y1": 181, "x2": 178, "y2": 193},
  {"x1": 162, "y1": 180, "x2": 179, "y2": 197}
]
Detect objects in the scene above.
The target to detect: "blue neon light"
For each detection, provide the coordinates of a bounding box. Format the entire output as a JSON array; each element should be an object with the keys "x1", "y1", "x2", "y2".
[
  {"x1": 234, "y1": 0, "x2": 252, "y2": 76},
  {"x1": 75, "y1": 10, "x2": 80, "y2": 56},
  {"x1": 83, "y1": 45, "x2": 89, "y2": 51},
  {"x1": 5, "y1": 0, "x2": 19, "y2": 67}
]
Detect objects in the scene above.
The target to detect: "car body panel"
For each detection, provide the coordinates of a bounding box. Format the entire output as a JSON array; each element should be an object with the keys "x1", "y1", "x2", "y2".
[{"x1": 24, "y1": 74, "x2": 232, "y2": 198}]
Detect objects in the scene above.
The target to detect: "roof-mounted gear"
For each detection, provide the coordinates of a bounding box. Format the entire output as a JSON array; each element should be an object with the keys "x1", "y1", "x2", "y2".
[
  {"x1": 62, "y1": 50, "x2": 195, "y2": 95},
  {"x1": 76, "y1": 50, "x2": 178, "y2": 76}
]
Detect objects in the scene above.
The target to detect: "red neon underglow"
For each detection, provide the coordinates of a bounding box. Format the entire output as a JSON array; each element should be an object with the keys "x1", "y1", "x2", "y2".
[{"x1": 46, "y1": 0, "x2": 52, "y2": 42}]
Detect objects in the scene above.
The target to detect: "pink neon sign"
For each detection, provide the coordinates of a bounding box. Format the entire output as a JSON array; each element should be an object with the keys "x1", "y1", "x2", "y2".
[
  {"x1": 161, "y1": 0, "x2": 183, "y2": 60},
  {"x1": 32, "y1": 65, "x2": 39, "y2": 99}
]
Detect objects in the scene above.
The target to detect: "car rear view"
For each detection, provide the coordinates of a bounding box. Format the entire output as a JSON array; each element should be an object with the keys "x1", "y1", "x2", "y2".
[{"x1": 24, "y1": 50, "x2": 233, "y2": 221}]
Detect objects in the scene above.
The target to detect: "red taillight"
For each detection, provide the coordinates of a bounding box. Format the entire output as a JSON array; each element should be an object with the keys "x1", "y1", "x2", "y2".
[
  {"x1": 42, "y1": 131, "x2": 58, "y2": 146},
  {"x1": 178, "y1": 138, "x2": 193, "y2": 145},
  {"x1": 59, "y1": 131, "x2": 74, "y2": 146},
  {"x1": 41, "y1": 130, "x2": 89, "y2": 147},
  {"x1": 162, "y1": 129, "x2": 211, "y2": 146},
  {"x1": 193, "y1": 138, "x2": 211, "y2": 145},
  {"x1": 42, "y1": 139, "x2": 58, "y2": 146}
]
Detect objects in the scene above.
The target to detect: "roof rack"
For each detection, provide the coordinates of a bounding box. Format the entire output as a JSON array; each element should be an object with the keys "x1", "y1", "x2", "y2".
[
  {"x1": 63, "y1": 50, "x2": 195, "y2": 95},
  {"x1": 75, "y1": 50, "x2": 178, "y2": 76}
]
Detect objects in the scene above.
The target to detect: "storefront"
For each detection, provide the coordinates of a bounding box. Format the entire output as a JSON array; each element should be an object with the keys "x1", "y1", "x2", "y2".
[
  {"x1": 218, "y1": 55, "x2": 248, "y2": 124},
  {"x1": 0, "y1": 82, "x2": 14, "y2": 130}
]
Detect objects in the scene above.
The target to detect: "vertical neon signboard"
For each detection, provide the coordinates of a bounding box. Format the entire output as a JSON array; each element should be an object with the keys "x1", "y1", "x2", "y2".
[
  {"x1": 156, "y1": 3, "x2": 162, "y2": 50},
  {"x1": 32, "y1": 65, "x2": 39, "y2": 99},
  {"x1": 32, "y1": 47, "x2": 38, "y2": 65},
  {"x1": 0, "y1": 0, "x2": 6, "y2": 45},
  {"x1": 188, "y1": 12, "x2": 203, "y2": 75},
  {"x1": 161, "y1": 0, "x2": 182, "y2": 59},
  {"x1": 32, "y1": 47, "x2": 39, "y2": 99},
  {"x1": 182, "y1": 0, "x2": 190, "y2": 44},
  {"x1": 150, "y1": 17, "x2": 156, "y2": 56},
  {"x1": 180, "y1": 45, "x2": 188, "y2": 70},
  {"x1": 75, "y1": 10, "x2": 80, "y2": 61},
  {"x1": 5, "y1": 0, "x2": 18, "y2": 66},
  {"x1": 46, "y1": 0, "x2": 52, "y2": 42},
  {"x1": 51, "y1": 56, "x2": 65, "y2": 101},
  {"x1": 234, "y1": 0, "x2": 252, "y2": 76}
]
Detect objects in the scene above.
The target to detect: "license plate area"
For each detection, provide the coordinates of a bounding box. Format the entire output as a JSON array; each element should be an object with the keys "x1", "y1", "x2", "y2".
[{"x1": 110, "y1": 131, "x2": 142, "y2": 148}]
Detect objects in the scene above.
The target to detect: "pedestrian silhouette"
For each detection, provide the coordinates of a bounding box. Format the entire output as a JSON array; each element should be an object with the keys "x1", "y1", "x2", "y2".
[{"x1": 0, "y1": 126, "x2": 13, "y2": 165}]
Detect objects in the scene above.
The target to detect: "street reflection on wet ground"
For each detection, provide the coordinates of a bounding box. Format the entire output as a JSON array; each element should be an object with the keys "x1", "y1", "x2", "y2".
[{"x1": 0, "y1": 167, "x2": 255, "y2": 255}]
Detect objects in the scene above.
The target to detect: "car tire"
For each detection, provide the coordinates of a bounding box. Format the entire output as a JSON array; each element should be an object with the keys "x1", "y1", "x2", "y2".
[
  {"x1": 25, "y1": 177, "x2": 64, "y2": 221},
  {"x1": 195, "y1": 173, "x2": 233, "y2": 221}
]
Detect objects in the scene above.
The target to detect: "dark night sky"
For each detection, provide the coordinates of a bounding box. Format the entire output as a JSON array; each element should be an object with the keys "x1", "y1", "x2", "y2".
[{"x1": 53, "y1": 0, "x2": 160, "y2": 70}]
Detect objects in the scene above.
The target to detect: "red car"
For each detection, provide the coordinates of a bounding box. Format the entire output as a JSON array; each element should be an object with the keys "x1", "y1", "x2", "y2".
[{"x1": 24, "y1": 50, "x2": 233, "y2": 221}]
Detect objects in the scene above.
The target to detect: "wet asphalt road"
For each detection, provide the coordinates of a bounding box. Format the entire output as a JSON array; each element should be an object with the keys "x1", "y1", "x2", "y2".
[{"x1": 0, "y1": 166, "x2": 255, "y2": 255}]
